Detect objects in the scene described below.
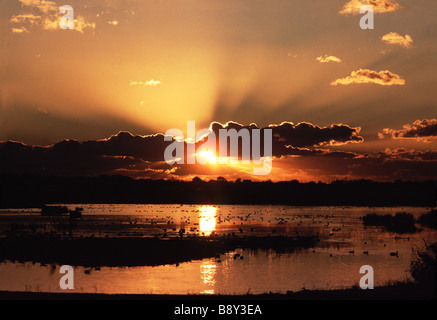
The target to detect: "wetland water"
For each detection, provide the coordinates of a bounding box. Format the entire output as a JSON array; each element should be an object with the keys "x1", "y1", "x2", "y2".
[{"x1": 0, "y1": 204, "x2": 435, "y2": 294}]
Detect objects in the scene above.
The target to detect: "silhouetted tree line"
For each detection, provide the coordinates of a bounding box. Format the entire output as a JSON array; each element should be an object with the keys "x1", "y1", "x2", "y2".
[{"x1": 0, "y1": 174, "x2": 436, "y2": 208}]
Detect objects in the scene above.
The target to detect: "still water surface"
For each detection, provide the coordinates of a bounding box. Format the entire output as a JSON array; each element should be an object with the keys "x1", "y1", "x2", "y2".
[{"x1": 0, "y1": 204, "x2": 434, "y2": 294}]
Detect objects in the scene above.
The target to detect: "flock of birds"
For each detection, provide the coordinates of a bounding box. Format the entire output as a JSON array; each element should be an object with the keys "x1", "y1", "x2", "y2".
[
  {"x1": 8, "y1": 204, "x2": 406, "y2": 273},
  {"x1": 74, "y1": 205, "x2": 405, "y2": 269}
]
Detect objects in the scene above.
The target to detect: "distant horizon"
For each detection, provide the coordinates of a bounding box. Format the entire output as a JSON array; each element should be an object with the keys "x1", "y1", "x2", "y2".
[
  {"x1": 2, "y1": 172, "x2": 437, "y2": 184},
  {"x1": 1, "y1": 174, "x2": 435, "y2": 208}
]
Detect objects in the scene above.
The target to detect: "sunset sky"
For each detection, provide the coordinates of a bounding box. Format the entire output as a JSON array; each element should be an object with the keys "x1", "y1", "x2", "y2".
[{"x1": 1, "y1": 0, "x2": 436, "y2": 181}]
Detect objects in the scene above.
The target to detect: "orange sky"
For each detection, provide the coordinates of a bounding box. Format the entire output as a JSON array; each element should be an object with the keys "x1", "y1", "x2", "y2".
[{"x1": 0, "y1": 0, "x2": 436, "y2": 181}]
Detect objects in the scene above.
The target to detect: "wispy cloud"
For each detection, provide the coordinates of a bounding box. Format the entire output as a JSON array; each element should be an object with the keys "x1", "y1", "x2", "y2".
[
  {"x1": 316, "y1": 55, "x2": 342, "y2": 63},
  {"x1": 11, "y1": 27, "x2": 29, "y2": 33},
  {"x1": 130, "y1": 79, "x2": 162, "y2": 86},
  {"x1": 71, "y1": 16, "x2": 96, "y2": 33},
  {"x1": 19, "y1": 0, "x2": 58, "y2": 13},
  {"x1": 330, "y1": 69, "x2": 405, "y2": 86},
  {"x1": 37, "y1": 107, "x2": 48, "y2": 114},
  {"x1": 10, "y1": 13, "x2": 41, "y2": 24},
  {"x1": 339, "y1": 0, "x2": 401, "y2": 15},
  {"x1": 382, "y1": 32, "x2": 413, "y2": 48},
  {"x1": 11, "y1": 0, "x2": 95, "y2": 33}
]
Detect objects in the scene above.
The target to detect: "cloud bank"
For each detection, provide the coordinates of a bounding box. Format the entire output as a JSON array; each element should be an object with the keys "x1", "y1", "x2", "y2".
[
  {"x1": 1, "y1": 120, "x2": 435, "y2": 181},
  {"x1": 0, "y1": 120, "x2": 364, "y2": 178}
]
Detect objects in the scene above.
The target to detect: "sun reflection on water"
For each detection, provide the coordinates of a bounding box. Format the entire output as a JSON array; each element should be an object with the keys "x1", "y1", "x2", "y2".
[
  {"x1": 199, "y1": 206, "x2": 217, "y2": 236},
  {"x1": 200, "y1": 261, "x2": 216, "y2": 294}
]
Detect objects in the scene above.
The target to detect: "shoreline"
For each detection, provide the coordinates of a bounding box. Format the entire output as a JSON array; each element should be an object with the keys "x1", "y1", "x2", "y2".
[
  {"x1": 0, "y1": 282, "x2": 435, "y2": 300},
  {"x1": 2, "y1": 175, "x2": 435, "y2": 208},
  {"x1": 0, "y1": 235, "x2": 317, "y2": 267}
]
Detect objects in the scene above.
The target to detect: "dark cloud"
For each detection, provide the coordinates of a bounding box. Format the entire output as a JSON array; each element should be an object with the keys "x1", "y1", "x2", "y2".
[
  {"x1": 268, "y1": 121, "x2": 363, "y2": 147},
  {"x1": 378, "y1": 148, "x2": 437, "y2": 161},
  {"x1": 0, "y1": 132, "x2": 172, "y2": 176},
  {"x1": 277, "y1": 146, "x2": 357, "y2": 158},
  {"x1": 272, "y1": 148, "x2": 437, "y2": 182},
  {"x1": 204, "y1": 121, "x2": 363, "y2": 158},
  {"x1": 1, "y1": 121, "x2": 435, "y2": 181},
  {"x1": 379, "y1": 119, "x2": 437, "y2": 142}
]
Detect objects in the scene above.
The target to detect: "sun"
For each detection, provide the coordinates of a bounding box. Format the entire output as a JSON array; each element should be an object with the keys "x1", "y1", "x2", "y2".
[{"x1": 195, "y1": 151, "x2": 217, "y2": 164}]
